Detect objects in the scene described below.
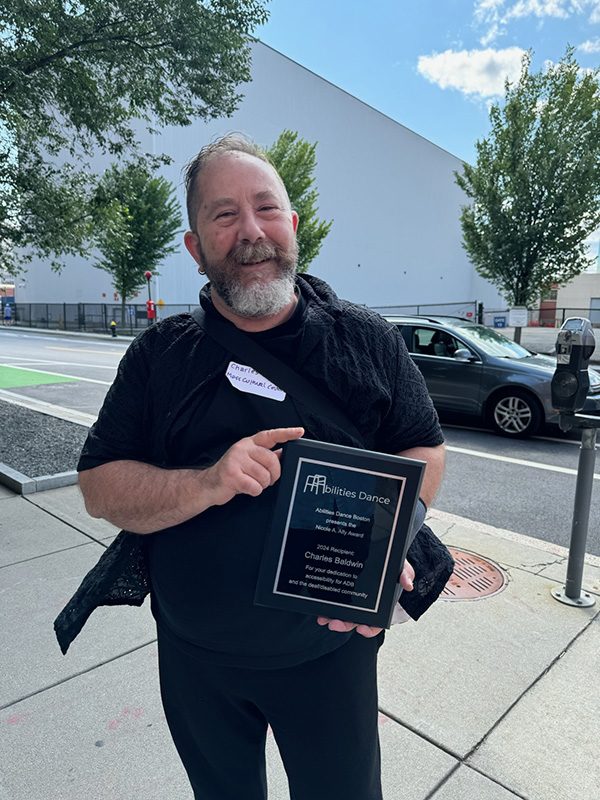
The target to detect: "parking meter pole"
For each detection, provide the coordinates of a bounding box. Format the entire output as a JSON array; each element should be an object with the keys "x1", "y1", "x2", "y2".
[
  {"x1": 566, "y1": 427, "x2": 596, "y2": 602},
  {"x1": 551, "y1": 420, "x2": 597, "y2": 608},
  {"x1": 550, "y1": 317, "x2": 598, "y2": 609}
]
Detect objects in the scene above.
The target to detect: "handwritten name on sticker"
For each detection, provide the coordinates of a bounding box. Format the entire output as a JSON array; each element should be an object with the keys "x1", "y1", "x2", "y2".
[{"x1": 225, "y1": 361, "x2": 285, "y2": 402}]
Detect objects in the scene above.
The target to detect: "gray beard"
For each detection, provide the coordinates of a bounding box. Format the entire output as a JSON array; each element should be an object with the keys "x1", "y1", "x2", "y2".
[
  {"x1": 202, "y1": 239, "x2": 298, "y2": 318},
  {"x1": 217, "y1": 271, "x2": 296, "y2": 318}
]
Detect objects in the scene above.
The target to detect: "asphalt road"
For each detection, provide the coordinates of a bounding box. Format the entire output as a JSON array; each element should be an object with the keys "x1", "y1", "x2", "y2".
[
  {"x1": 436, "y1": 420, "x2": 600, "y2": 556},
  {"x1": 0, "y1": 328, "x2": 126, "y2": 415},
  {"x1": 2, "y1": 327, "x2": 599, "y2": 555}
]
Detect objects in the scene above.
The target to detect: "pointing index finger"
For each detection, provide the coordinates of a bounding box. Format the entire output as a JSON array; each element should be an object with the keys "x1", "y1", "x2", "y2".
[{"x1": 252, "y1": 427, "x2": 304, "y2": 449}]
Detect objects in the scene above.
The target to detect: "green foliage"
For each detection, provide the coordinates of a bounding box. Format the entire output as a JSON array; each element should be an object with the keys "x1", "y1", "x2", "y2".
[
  {"x1": 92, "y1": 162, "x2": 182, "y2": 308},
  {"x1": 455, "y1": 48, "x2": 600, "y2": 307},
  {"x1": 0, "y1": 0, "x2": 269, "y2": 274},
  {"x1": 265, "y1": 130, "x2": 333, "y2": 273}
]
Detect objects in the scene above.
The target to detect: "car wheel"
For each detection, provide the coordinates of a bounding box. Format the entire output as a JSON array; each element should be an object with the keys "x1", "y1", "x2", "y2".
[{"x1": 488, "y1": 389, "x2": 542, "y2": 437}]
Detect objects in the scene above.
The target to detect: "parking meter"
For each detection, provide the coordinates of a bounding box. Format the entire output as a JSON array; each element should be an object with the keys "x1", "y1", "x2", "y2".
[{"x1": 551, "y1": 318, "x2": 596, "y2": 414}]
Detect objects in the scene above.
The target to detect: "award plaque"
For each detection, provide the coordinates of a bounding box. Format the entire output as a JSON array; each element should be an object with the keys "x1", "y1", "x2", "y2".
[{"x1": 255, "y1": 438, "x2": 425, "y2": 628}]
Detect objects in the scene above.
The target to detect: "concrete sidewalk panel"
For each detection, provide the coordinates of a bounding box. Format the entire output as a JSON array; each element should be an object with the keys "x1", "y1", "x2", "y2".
[
  {"x1": 431, "y1": 766, "x2": 523, "y2": 799},
  {"x1": 27, "y1": 485, "x2": 119, "y2": 541},
  {"x1": 0, "y1": 643, "x2": 457, "y2": 800},
  {"x1": 0, "y1": 644, "x2": 190, "y2": 800},
  {"x1": 469, "y1": 616, "x2": 600, "y2": 800},
  {"x1": 378, "y1": 564, "x2": 595, "y2": 756},
  {"x1": 0, "y1": 544, "x2": 154, "y2": 708},
  {"x1": 0, "y1": 495, "x2": 91, "y2": 567},
  {"x1": 377, "y1": 713, "x2": 456, "y2": 800},
  {"x1": 537, "y1": 560, "x2": 600, "y2": 595}
]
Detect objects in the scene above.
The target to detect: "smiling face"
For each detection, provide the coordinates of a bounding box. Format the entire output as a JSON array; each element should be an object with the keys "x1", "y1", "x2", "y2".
[{"x1": 184, "y1": 151, "x2": 299, "y2": 320}]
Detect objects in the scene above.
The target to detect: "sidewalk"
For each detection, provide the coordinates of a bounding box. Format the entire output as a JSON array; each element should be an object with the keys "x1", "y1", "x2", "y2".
[{"x1": 1, "y1": 484, "x2": 598, "y2": 799}]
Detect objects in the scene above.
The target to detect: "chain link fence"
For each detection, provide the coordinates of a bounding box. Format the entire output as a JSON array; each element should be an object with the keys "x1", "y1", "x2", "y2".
[{"x1": 5, "y1": 301, "x2": 600, "y2": 334}]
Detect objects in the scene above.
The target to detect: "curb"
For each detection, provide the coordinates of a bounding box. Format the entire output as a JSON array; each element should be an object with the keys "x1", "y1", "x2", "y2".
[{"x1": 0, "y1": 463, "x2": 78, "y2": 495}]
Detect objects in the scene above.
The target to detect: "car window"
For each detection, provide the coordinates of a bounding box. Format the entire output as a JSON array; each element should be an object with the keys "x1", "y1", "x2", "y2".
[
  {"x1": 454, "y1": 325, "x2": 531, "y2": 359},
  {"x1": 411, "y1": 327, "x2": 462, "y2": 357}
]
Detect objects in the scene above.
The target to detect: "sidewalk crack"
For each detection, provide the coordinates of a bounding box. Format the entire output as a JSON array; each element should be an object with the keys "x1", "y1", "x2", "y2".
[{"x1": 464, "y1": 612, "x2": 600, "y2": 765}]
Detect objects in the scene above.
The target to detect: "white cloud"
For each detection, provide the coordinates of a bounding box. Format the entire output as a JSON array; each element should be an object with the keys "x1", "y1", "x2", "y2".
[
  {"x1": 507, "y1": 1, "x2": 570, "y2": 19},
  {"x1": 417, "y1": 47, "x2": 525, "y2": 98},
  {"x1": 590, "y1": 0, "x2": 600, "y2": 22},
  {"x1": 474, "y1": 0, "x2": 600, "y2": 45},
  {"x1": 579, "y1": 37, "x2": 600, "y2": 52},
  {"x1": 480, "y1": 22, "x2": 502, "y2": 45}
]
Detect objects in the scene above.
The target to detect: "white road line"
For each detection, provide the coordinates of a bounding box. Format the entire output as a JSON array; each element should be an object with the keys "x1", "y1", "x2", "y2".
[
  {"x1": 0, "y1": 390, "x2": 96, "y2": 426},
  {"x1": 47, "y1": 347, "x2": 123, "y2": 355},
  {"x1": 442, "y1": 422, "x2": 582, "y2": 446},
  {"x1": 1, "y1": 357, "x2": 117, "y2": 370},
  {"x1": 446, "y1": 444, "x2": 600, "y2": 480},
  {"x1": 0, "y1": 363, "x2": 112, "y2": 386}
]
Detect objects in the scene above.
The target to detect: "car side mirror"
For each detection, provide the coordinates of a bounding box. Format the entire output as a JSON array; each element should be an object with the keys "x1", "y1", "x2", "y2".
[{"x1": 453, "y1": 349, "x2": 473, "y2": 362}]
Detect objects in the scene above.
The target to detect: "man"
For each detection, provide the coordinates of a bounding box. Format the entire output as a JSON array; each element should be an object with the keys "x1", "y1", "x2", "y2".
[{"x1": 77, "y1": 134, "x2": 446, "y2": 800}]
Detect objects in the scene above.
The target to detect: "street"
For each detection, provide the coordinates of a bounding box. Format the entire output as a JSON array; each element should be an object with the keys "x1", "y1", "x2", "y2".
[{"x1": 2, "y1": 327, "x2": 599, "y2": 555}]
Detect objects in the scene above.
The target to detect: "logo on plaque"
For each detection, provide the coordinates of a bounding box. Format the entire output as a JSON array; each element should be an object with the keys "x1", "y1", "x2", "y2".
[{"x1": 304, "y1": 474, "x2": 327, "y2": 494}]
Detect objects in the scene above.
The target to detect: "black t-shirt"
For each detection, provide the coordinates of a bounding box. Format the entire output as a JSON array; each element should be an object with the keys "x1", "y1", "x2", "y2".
[
  {"x1": 147, "y1": 292, "x2": 359, "y2": 668},
  {"x1": 78, "y1": 276, "x2": 443, "y2": 667}
]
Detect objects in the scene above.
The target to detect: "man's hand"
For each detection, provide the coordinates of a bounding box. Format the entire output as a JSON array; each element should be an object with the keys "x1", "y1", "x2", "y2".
[
  {"x1": 79, "y1": 426, "x2": 304, "y2": 533},
  {"x1": 205, "y1": 427, "x2": 305, "y2": 506},
  {"x1": 316, "y1": 559, "x2": 415, "y2": 638}
]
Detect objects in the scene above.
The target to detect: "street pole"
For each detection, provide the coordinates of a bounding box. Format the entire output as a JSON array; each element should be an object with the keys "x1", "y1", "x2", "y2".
[
  {"x1": 144, "y1": 270, "x2": 154, "y2": 326},
  {"x1": 551, "y1": 415, "x2": 598, "y2": 608}
]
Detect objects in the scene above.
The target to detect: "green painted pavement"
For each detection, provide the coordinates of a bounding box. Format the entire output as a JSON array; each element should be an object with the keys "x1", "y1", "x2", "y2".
[{"x1": 0, "y1": 365, "x2": 77, "y2": 389}]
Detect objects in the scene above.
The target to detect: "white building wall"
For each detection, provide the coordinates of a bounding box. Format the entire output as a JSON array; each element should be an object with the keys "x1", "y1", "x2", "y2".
[
  {"x1": 556, "y1": 273, "x2": 600, "y2": 315},
  {"x1": 18, "y1": 42, "x2": 503, "y2": 309}
]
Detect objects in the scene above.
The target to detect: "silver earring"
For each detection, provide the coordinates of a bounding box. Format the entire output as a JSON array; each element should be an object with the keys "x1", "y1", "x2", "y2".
[{"x1": 198, "y1": 265, "x2": 206, "y2": 275}]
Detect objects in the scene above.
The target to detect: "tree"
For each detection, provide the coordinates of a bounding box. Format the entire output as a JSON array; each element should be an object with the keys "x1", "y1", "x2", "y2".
[
  {"x1": 455, "y1": 48, "x2": 600, "y2": 338},
  {"x1": 0, "y1": 0, "x2": 269, "y2": 274},
  {"x1": 92, "y1": 162, "x2": 182, "y2": 323},
  {"x1": 265, "y1": 130, "x2": 333, "y2": 272}
]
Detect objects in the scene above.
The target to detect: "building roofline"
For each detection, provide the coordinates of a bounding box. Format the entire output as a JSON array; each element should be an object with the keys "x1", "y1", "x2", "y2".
[{"x1": 254, "y1": 38, "x2": 466, "y2": 165}]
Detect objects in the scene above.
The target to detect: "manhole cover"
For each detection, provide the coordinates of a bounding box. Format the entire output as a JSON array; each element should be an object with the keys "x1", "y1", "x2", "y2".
[{"x1": 441, "y1": 547, "x2": 507, "y2": 601}]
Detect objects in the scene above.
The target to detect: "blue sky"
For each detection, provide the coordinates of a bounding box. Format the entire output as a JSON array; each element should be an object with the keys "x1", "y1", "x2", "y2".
[{"x1": 259, "y1": 0, "x2": 600, "y2": 164}]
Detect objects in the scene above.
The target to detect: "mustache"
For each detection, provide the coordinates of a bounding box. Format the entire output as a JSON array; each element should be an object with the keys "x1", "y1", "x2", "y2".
[{"x1": 228, "y1": 241, "x2": 280, "y2": 264}]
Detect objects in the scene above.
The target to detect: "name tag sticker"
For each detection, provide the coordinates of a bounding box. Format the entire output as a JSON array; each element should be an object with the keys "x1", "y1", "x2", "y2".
[{"x1": 225, "y1": 361, "x2": 286, "y2": 402}]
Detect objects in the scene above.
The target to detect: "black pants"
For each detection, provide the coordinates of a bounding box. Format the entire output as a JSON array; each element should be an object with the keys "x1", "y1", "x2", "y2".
[{"x1": 157, "y1": 629, "x2": 385, "y2": 800}]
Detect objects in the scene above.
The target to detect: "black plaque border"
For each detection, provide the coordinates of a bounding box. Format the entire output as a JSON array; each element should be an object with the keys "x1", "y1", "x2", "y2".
[
  {"x1": 254, "y1": 438, "x2": 425, "y2": 628},
  {"x1": 273, "y1": 457, "x2": 406, "y2": 614}
]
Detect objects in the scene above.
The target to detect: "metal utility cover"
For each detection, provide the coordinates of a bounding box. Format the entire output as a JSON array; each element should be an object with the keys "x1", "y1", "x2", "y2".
[{"x1": 441, "y1": 547, "x2": 507, "y2": 601}]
